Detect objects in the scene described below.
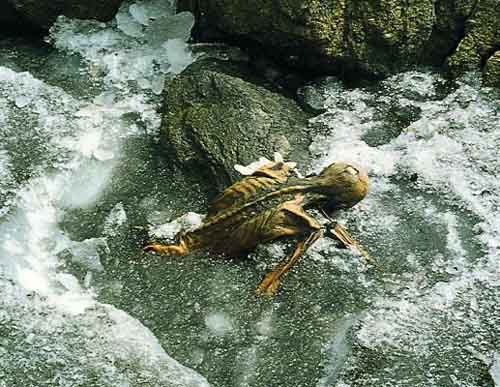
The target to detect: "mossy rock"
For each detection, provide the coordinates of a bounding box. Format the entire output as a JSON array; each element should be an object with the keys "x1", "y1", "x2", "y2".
[
  {"x1": 446, "y1": 0, "x2": 500, "y2": 76},
  {"x1": 179, "y1": 0, "x2": 500, "y2": 81},
  {"x1": 160, "y1": 58, "x2": 312, "y2": 191},
  {"x1": 178, "y1": 0, "x2": 442, "y2": 78},
  {"x1": 482, "y1": 51, "x2": 500, "y2": 88}
]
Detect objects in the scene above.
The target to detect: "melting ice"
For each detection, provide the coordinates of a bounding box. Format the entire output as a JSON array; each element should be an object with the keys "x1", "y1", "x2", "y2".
[
  {"x1": 307, "y1": 72, "x2": 500, "y2": 386},
  {"x1": 1, "y1": 1, "x2": 499, "y2": 385},
  {"x1": 0, "y1": 1, "x2": 209, "y2": 386}
]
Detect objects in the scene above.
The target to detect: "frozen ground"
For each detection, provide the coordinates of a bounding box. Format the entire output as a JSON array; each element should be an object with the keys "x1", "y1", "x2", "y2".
[
  {"x1": 0, "y1": 1, "x2": 207, "y2": 386},
  {"x1": 0, "y1": 1, "x2": 499, "y2": 386}
]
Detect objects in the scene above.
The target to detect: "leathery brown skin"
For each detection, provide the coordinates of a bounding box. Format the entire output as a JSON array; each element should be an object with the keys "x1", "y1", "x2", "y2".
[{"x1": 143, "y1": 161, "x2": 369, "y2": 296}]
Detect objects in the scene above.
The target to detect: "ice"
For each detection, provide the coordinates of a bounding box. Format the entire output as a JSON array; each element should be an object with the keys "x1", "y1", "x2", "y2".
[
  {"x1": 4, "y1": 0, "x2": 499, "y2": 384},
  {"x1": 66, "y1": 237, "x2": 108, "y2": 272},
  {"x1": 163, "y1": 38, "x2": 195, "y2": 75},
  {"x1": 14, "y1": 94, "x2": 32, "y2": 108},
  {"x1": 317, "y1": 316, "x2": 355, "y2": 387},
  {"x1": 49, "y1": 0, "x2": 194, "y2": 93},
  {"x1": 0, "y1": 280, "x2": 210, "y2": 386},
  {"x1": 0, "y1": 3, "x2": 208, "y2": 385},
  {"x1": 128, "y1": 0, "x2": 175, "y2": 25},
  {"x1": 149, "y1": 212, "x2": 204, "y2": 239},
  {"x1": 309, "y1": 71, "x2": 500, "y2": 385},
  {"x1": 0, "y1": 149, "x2": 15, "y2": 217},
  {"x1": 116, "y1": 11, "x2": 143, "y2": 38},
  {"x1": 205, "y1": 312, "x2": 234, "y2": 337},
  {"x1": 145, "y1": 12, "x2": 195, "y2": 46},
  {"x1": 60, "y1": 160, "x2": 116, "y2": 208},
  {"x1": 104, "y1": 202, "x2": 128, "y2": 237},
  {"x1": 490, "y1": 353, "x2": 500, "y2": 386}
]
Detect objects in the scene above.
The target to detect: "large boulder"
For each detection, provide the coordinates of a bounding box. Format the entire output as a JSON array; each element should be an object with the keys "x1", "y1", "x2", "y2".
[
  {"x1": 160, "y1": 58, "x2": 312, "y2": 190},
  {"x1": 177, "y1": 0, "x2": 499, "y2": 80},
  {"x1": 421, "y1": 0, "x2": 476, "y2": 66},
  {"x1": 446, "y1": 0, "x2": 500, "y2": 76},
  {"x1": 177, "y1": 0, "x2": 435, "y2": 77},
  {"x1": 4, "y1": 0, "x2": 123, "y2": 31},
  {"x1": 483, "y1": 51, "x2": 500, "y2": 88}
]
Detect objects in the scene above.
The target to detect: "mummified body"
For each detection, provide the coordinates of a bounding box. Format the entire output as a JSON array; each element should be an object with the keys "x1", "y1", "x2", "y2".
[{"x1": 144, "y1": 159, "x2": 369, "y2": 295}]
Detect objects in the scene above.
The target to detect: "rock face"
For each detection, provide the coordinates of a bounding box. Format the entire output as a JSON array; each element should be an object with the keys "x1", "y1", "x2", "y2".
[
  {"x1": 421, "y1": 0, "x2": 476, "y2": 66},
  {"x1": 160, "y1": 58, "x2": 312, "y2": 190},
  {"x1": 3, "y1": 0, "x2": 123, "y2": 31},
  {"x1": 446, "y1": 0, "x2": 500, "y2": 76},
  {"x1": 0, "y1": 3, "x2": 36, "y2": 33},
  {"x1": 178, "y1": 0, "x2": 499, "y2": 80},
  {"x1": 483, "y1": 51, "x2": 500, "y2": 88}
]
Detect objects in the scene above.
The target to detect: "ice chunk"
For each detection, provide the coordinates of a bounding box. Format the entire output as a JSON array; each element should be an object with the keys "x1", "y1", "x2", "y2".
[
  {"x1": 60, "y1": 159, "x2": 116, "y2": 208},
  {"x1": 67, "y1": 237, "x2": 108, "y2": 271},
  {"x1": 129, "y1": 0, "x2": 175, "y2": 25},
  {"x1": 104, "y1": 202, "x2": 128, "y2": 237},
  {"x1": 50, "y1": 0, "x2": 194, "y2": 94},
  {"x1": 205, "y1": 312, "x2": 234, "y2": 337},
  {"x1": 163, "y1": 38, "x2": 194, "y2": 74},
  {"x1": 14, "y1": 94, "x2": 33, "y2": 108},
  {"x1": 144, "y1": 12, "x2": 195, "y2": 46},
  {"x1": 116, "y1": 11, "x2": 143, "y2": 38},
  {"x1": 149, "y1": 212, "x2": 204, "y2": 239}
]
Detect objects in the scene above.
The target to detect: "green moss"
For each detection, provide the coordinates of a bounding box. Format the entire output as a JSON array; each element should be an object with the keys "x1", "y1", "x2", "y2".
[
  {"x1": 447, "y1": 0, "x2": 500, "y2": 76},
  {"x1": 482, "y1": 51, "x2": 500, "y2": 88},
  {"x1": 180, "y1": 0, "x2": 499, "y2": 79}
]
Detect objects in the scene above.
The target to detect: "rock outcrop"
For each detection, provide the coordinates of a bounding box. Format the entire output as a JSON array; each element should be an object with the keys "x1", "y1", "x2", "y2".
[
  {"x1": 178, "y1": 0, "x2": 500, "y2": 83},
  {"x1": 160, "y1": 58, "x2": 312, "y2": 190},
  {"x1": 483, "y1": 51, "x2": 500, "y2": 88},
  {"x1": 446, "y1": 0, "x2": 500, "y2": 76},
  {"x1": 2, "y1": 0, "x2": 123, "y2": 32},
  {"x1": 0, "y1": 2, "x2": 36, "y2": 33}
]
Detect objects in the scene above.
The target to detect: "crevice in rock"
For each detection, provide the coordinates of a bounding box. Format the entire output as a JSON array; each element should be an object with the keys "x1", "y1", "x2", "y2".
[
  {"x1": 480, "y1": 45, "x2": 500, "y2": 68},
  {"x1": 443, "y1": 0, "x2": 480, "y2": 66}
]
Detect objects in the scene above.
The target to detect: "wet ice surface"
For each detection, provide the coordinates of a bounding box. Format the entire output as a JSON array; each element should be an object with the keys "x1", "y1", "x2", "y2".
[
  {"x1": 0, "y1": 1, "x2": 209, "y2": 386},
  {"x1": 123, "y1": 72, "x2": 499, "y2": 387},
  {"x1": 1, "y1": 5, "x2": 500, "y2": 387},
  {"x1": 307, "y1": 73, "x2": 500, "y2": 386}
]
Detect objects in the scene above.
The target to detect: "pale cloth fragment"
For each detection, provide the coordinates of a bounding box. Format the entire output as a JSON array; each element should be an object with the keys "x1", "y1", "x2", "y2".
[{"x1": 234, "y1": 152, "x2": 302, "y2": 177}]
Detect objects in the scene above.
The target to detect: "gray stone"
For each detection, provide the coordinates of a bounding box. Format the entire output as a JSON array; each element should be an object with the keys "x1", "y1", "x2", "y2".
[
  {"x1": 6, "y1": 0, "x2": 123, "y2": 31},
  {"x1": 177, "y1": 0, "x2": 437, "y2": 77},
  {"x1": 160, "y1": 58, "x2": 312, "y2": 190}
]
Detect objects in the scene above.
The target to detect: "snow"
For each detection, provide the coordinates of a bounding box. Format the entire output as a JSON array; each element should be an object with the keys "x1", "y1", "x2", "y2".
[
  {"x1": 308, "y1": 71, "x2": 500, "y2": 385},
  {"x1": 0, "y1": 1, "x2": 209, "y2": 385}
]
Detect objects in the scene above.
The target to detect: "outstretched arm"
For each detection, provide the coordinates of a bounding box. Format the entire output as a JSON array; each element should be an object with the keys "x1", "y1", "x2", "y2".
[{"x1": 326, "y1": 223, "x2": 379, "y2": 269}]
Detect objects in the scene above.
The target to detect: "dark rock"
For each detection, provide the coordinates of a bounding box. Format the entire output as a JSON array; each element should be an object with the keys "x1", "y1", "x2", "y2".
[
  {"x1": 482, "y1": 51, "x2": 500, "y2": 88},
  {"x1": 421, "y1": 0, "x2": 476, "y2": 66},
  {"x1": 6, "y1": 0, "x2": 123, "y2": 31},
  {"x1": 446, "y1": 0, "x2": 500, "y2": 76},
  {"x1": 177, "y1": 0, "x2": 438, "y2": 78},
  {"x1": 178, "y1": 0, "x2": 500, "y2": 82},
  {"x1": 160, "y1": 58, "x2": 312, "y2": 190},
  {"x1": 0, "y1": 2, "x2": 39, "y2": 34}
]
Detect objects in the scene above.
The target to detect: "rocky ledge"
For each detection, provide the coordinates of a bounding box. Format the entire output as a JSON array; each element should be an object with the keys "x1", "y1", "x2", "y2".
[
  {"x1": 0, "y1": 0, "x2": 122, "y2": 32},
  {"x1": 178, "y1": 0, "x2": 500, "y2": 83}
]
